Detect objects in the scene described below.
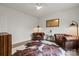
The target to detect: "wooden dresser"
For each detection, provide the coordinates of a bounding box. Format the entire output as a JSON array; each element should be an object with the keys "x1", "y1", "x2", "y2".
[{"x1": 0, "y1": 32, "x2": 12, "y2": 56}]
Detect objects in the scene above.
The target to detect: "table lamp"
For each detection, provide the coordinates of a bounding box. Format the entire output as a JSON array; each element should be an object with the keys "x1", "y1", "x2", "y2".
[{"x1": 69, "y1": 20, "x2": 78, "y2": 36}]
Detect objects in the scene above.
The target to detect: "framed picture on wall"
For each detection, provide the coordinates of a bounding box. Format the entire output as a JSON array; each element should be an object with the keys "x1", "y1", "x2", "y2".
[{"x1": 46, "y1": 18, "x2": 59, "y2": 27}]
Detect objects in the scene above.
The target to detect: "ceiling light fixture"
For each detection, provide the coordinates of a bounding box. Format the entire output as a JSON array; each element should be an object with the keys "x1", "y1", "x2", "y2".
[{"x1": 35, "y1": 3, "x2": 42, "y2": 10}]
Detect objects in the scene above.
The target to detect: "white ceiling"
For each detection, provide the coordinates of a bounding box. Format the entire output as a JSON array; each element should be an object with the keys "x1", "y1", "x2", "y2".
[{"x1": 0, "y1": 3, "x2": 79, "y2": 18}]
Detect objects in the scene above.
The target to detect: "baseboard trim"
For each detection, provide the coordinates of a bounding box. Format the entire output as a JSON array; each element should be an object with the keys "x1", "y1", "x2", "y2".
[{"x1": 12, "y1": 40, "x2": 31, "y2": 48}]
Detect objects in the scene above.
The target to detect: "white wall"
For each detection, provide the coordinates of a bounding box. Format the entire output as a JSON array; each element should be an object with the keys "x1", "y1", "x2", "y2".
[
  {"x1": 0, "y1": 5, "x2": 79, "y2": 45},
  {"x1": 0, "y1": 5, "x2": 38, "y2": 44},
  {"x1": 39, "y1": 7, "x2": 79, "y2": 36}
]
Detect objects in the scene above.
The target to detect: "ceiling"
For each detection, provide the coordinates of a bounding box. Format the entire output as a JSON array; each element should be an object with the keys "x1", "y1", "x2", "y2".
[{"x1": 0, "y1": 3, "x2": 79, "y2": 18}]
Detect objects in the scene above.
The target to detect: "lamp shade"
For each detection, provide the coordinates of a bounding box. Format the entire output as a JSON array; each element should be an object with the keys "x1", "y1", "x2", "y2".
[{"x1": 33, "y1": 26, "x2": 43, "y2": 33}]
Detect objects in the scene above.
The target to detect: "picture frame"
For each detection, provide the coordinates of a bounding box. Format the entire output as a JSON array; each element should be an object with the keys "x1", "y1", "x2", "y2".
[{"x1": 46, "y1": 18, "x2": 59, "y2": 27}]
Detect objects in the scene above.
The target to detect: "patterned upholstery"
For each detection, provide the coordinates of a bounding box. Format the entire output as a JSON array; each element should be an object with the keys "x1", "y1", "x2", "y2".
[{"x1": 13, "y1": 40, "x2": 65, "y2": 56}]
